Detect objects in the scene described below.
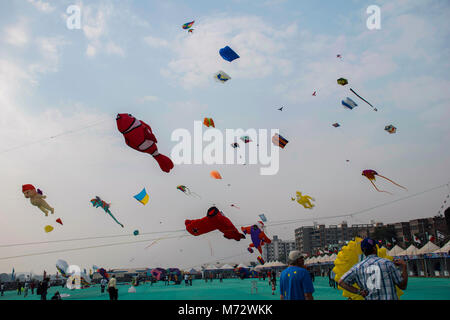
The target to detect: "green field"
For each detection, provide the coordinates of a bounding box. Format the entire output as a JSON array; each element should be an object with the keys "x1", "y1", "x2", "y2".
[{"x1": 1, "y1": 277, "x2": 449, "y2": 300}]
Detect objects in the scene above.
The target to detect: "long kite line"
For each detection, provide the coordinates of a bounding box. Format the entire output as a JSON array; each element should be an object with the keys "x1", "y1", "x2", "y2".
[
  {"x1": 0, "y1": 234, "x2": 190, "y2": 261},
  {"x1": 0, "y1": 119, "x2": 109, "y2": 155},
  {"x1": 0, "y1": 182, "x2": 448, "y2": 255}
]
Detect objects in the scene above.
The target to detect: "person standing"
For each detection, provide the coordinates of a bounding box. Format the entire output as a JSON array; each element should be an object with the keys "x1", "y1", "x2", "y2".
[
  {"x1": 219, "y1": 273, "x2": 223, "y2": 283},
  {"x1": 24, "y1": 278, "x2": 30, "y2": 298},
  {"x1": 189, "y1": 274, "x2": 193, "y2": 286},
  {"x1": 0, "y1": 282, "x2": 4, "y2": 296},
  {"x1": 184, "y1": 273, "x2": 189, "y2": 286},
  {"x1": 107, "y1": 275, "x2": 118, "y2": 300},
  {"x1": 100, "y1": 277, "x2": 108, "y2": 293},
  {"x1": 338, "y1": 238, "x2": 408, "y2": 300},
  {"x1": 280, "y1": 251, "x2": 314, "y2": 300},
  {"x1": 40, "y1": 278, "x2": 49, "y2": 300},
  {"x1": 30, "y1": 281, "x2": 35, "y2": 294},
  {"x1": 17, "y1": 280, "x2": 22, "y2": 295}
]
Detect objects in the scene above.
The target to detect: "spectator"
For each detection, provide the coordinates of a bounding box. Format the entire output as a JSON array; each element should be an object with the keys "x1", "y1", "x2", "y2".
[
  {"x1": 100, "y1": 278, "x2": 108, "y2": 293},
  {"x1": 107, "y1": 275, "x2": 118, "y2": 300},
  {"x1": 31, "y1": 281, "x2": 35, "y2": 294},
  {"x1": 17, "y1": 281, "x2": 22, "y2": 295},
  {"x1": 280, "y1": 251, "x2": 314, "y2": 300},
  {"x1": 189, "y1": 274, "x2": 193, "y2": 286},
  {"x1": 0, "y1": 282, "x2": 4, "y2": 296},
  {"x1": 40, "y1": 278, "x2": 49, "y2": 300},
  {"x1": 184, "y1": 273, "x2": 189, "y2": 286},
  {"x1": 338, "y1": 238, "x2": 408, "y2": 300}
]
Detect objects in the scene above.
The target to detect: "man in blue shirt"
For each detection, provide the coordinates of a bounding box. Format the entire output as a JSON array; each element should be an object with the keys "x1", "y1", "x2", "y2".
[
  {"x1": 280, "y1": 251, "x2": 314, "y2": 300},
  {"x1": 338, "y1": 238, "x2": 408, "y2": 300}
]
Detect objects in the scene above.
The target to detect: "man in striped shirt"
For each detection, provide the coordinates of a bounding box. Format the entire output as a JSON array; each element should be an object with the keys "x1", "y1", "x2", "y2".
[{"x1": 338, "y1": 238, "x2": 408, "y2": 300}]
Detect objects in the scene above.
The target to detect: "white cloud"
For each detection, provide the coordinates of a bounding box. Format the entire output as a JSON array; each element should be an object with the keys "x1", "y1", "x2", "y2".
[
  {"x1": 3, "y1": 23, "x2": 29, "y2": 47},
  {"x1": 80, "y1": 3, "x2": 124, "y2": 58},
  {"x1": 27, "y1": 0, "x2": 55, "y2": 13}
]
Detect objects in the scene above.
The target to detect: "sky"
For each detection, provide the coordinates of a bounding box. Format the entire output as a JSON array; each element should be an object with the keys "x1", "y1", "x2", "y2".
[{"x1": 0, "y1": 0, "x2": 449, "y2": 274}]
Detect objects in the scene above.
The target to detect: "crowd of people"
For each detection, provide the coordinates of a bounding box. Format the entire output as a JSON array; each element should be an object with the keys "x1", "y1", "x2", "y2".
[{"x1": 1, "y1": 238, "x2": 410, "y2": 301}]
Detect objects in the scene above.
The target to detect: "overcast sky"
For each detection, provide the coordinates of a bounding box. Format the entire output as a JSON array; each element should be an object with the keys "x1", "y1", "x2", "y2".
[{"x1": 1, "y1": 0, "x2": 449, "y2": 274}]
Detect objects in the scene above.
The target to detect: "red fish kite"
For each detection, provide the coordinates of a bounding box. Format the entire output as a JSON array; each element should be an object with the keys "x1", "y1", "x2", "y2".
[{"x1": 116, "y1": 113, "x2": 174, "y2": 173}]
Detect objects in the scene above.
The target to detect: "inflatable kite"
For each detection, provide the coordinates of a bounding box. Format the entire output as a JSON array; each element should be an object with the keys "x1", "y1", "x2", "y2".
[
  {"x1": 219, "y1": 46, "x2": 240, "y2": 62},
  {"x1": 56, "y1": 218, "x2": 63, "y2": 225},
  {"x1": 332, "y1": 123, "x2": 340, "y2": 128},
  {"x1": 362, "y1": 170, "x2": 407, "y2": 194},
  {"x1": 292, "y1": 191, "x2": 315, "y2": 209},
  {"x1": 90, "y1": 196, "x2": 124, "y2": 228},
  {"x1": 182, "y1": 21, "x2": 195, "y2": 30},
  {"x1": 214, "y1": 70, "x2": 231, "y2": 83},
  {"x1": 312, "y1": 91, "x2": 317, "y2": 96},
  {"x1": 231, "y1": 142, "x2": 240, "y2": 148},
  {"x1": 203, "y1": 118, "x2": 215, "y2": 128},
  {"x1": 134, "y1": 188, "x2": 149, "y2": 205},
  {"x1": 272, "y1": 133, "x2": 288, "y2": 149},
  {"x1": 332, "y1": 237, "x2": 403, "y2": 300},
  {"x1": 44, "y1": 225, "x2": 54, "y2": 233},
  {"x1": 337, "y1": 54, "x2": 342, "y2": 59},
  {"x1": 116, "y1": 113, "x2": 174, "y2": 173},
  {"x1": 185, "y1": 206, "x2": 245, "y2": 241},
  {"x1": 258, "y1": 214, "x2": 267, "y2": 222},
  {"x1": 210, "y1": 170, "x2": 222, "y2": 179},
  {"x1": 240, "y1": 136, "x2": 251, "y2": 143},
  {"x1": 342, "y1": 97, "x2": 358, "y2": 110},
  {"x1": 22, "y1": 184, "x2": 54, "y2": 216},
  {"x1": 385, "y1": 125, "x2": 397, "y2": 134},
  {"x1": 241, "y1": 221, "x2": 271, "y2": 264}
]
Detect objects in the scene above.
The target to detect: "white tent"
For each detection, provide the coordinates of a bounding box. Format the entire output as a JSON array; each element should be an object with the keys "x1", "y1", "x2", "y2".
[
  {"x1": 387, "y1": 245, "x2": 405, "y2": 256},
  {"x1": 397, "y1": 244, "x2": 419, "y2": 256},
  {"x1": 219, "y1": 264, "x2": 234, "y2": 270},
  {"x1": 268, "y1": 261, "x2": 287, "y2": 267},
  {"x1": 434, "y1": 241, "x2": 450, "y2": 254},
  {"x1": 236, "y1": 263, "x2": 249, "y2": 269},
  {"x1": 205, "y1": 265, "x2": 218, "y2": 270},
  {"x1": 329, "y1": 253, "x2": 337, "y2": 262},
  {"x1": 417, "y1": 241, "x2": 440, "y2": 254}
]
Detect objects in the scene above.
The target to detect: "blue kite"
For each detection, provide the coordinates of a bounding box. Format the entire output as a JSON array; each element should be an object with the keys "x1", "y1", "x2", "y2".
[{"x1": 219, "y1": 46, "x2": 240, "y2": 62}]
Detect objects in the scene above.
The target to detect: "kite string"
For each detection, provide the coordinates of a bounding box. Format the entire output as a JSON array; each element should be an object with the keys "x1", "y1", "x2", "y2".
[{"x1": 0, "y1": 119, "x2": 109, "y2": 155}]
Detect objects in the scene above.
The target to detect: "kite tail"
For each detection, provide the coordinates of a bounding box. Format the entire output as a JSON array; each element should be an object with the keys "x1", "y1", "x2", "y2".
[
  {"x1": 153, "y1": 153, "x2": 174, "y2": 173},
  {"x1": 106, "y1": 209, "x2": 124, "y2": 228},
  {"x1": 191, "y1": 192, "x2": 202, "y2": 199},
  {"x1": 370, "y1": 180, "x2": 393, "y2": 195},
  {"x1": 350, "y1": 88, "x2": 378, "y2": 111},
  {"x1": 377, "y1": 175, "x2": 408, "y2": 190}
]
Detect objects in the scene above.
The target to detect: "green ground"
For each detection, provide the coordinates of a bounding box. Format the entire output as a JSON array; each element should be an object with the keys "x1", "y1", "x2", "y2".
[{"x1": 1, "y1": 277, "x2": 449, "y2": 300}]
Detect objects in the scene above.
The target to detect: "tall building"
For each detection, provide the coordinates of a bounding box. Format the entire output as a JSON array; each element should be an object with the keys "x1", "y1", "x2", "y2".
[
  {"x1": 262, "y1": 235, "x2": 297, "y2": 264},
  {"x1": 295, "y1": 222, "x2": 376, "y2": 255}
]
